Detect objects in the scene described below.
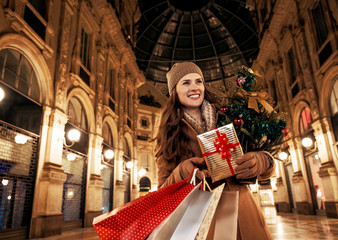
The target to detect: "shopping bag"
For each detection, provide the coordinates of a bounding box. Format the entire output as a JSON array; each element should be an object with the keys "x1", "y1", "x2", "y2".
[
  {"x1": 148, "y1": 176, "x2": 225, "y2": 240},
  {"x1": 93, "y1": 169, "x2": 197, "y2": 240},
  {"x1": 207, "y1": 191, "x2": 239, "y2": 240},
  {"x1": 195, "y1": 183, "x2": 225, "y2": 240}
]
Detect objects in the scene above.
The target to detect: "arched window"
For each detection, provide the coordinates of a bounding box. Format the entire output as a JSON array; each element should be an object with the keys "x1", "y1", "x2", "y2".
[
  {"x1": 0, "y1": 49, "x2": 40, "y2": 103},
  {"x1": 123, "y1": 138, "x2": 131, "y2": 159},
  {"x1": 102, "y1": 122, "x2": 113, "y2": 146},
  {"x1": 67, "y1": 97, "x2": 88, "y2": 131},
  {"x1": 299, "y1": 107, "x2": 312, "y2": 135},
  {"x1": 330, "y1": 77, "x2": 338, "y2": 141}
]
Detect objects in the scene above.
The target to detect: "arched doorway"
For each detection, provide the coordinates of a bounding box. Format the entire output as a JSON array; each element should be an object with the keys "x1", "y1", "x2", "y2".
[
  {"x1": 139, "y1": 177, "x2": 151, "y2": 197},
  {"x1": 0, "y1": 49, "x2": 42, "y2": 237},
  {"x1": 61, "y1": 97, "x2": 88, "y2": 230},
  {"x1": 101, "y1": 122, "x2": 114, "y2": 213}
]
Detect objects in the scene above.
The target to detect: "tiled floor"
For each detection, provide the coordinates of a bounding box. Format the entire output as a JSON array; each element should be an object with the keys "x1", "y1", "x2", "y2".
[{"x1": 34, "y1": 213, "x2": 338, "y2": 240}]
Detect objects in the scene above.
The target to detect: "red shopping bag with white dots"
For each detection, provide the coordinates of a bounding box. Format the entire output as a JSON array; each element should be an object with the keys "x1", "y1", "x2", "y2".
[{"x1": 93, "y1": 170, "x2": 197, "y2": 240}]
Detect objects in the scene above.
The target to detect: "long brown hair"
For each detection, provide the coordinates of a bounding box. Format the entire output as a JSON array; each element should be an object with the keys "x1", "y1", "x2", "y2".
[{"x1": 155, "y1": 87, "x2": 216, "y2": 165}]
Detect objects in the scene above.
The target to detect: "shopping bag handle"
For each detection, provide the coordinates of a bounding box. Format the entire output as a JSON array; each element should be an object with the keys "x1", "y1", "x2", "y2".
[
  {"x1": 202, "y1": 177, "x2": 212, "y2": 192},
  {"x1": 189, "y1": 168, "x2": 199, "y2": 185}
]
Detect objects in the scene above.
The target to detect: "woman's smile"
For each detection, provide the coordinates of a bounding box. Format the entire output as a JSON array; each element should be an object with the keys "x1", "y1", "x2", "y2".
[{"x1": 176, "y1": 73, "x2": 205, "y2": 111}]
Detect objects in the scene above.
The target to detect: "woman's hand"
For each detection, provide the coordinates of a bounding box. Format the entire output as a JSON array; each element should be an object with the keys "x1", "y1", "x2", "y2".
[
  {"x1": 179, "y1": 157, "x2": 210, "y2": 180},
  {"x1": 234, "y1": 152, "x2": 272, "y2": 179}
]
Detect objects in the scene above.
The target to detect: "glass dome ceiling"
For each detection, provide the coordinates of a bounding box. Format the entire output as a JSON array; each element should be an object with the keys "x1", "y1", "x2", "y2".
[{"x1": 135, "y1": 0, "x2": 259, "y2": 88}]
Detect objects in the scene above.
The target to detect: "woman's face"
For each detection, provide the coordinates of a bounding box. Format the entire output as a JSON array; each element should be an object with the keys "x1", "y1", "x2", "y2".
[{"x1": 176, "y1": 73, "x2": 205, "y2": 110}]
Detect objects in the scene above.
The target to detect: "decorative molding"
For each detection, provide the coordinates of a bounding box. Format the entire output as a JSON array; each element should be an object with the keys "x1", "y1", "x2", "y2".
[
  {"x1": 40, "y1": 162, "x2": 67, "y2": 183},
  {"x1": 4, "y1": 8, "x2": 54, "y2": 59}
]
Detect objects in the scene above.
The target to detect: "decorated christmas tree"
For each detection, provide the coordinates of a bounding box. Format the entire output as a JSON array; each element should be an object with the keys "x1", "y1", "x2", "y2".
[{"x1": 217, "y1": 66, "x2": 287, "y2": 155}]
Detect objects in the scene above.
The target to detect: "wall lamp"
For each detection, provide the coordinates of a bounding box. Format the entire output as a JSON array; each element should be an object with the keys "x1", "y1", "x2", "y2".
[
  {"x1": 0, "y1": 87, "x2": 4, "y2": 102},
  {"x1": 63, "y1": 128, "x2": 81, "y2": 147},
  {"x1": 15, "y1": 133, "x2": 29, "y2": 144},
  {"x1": 278, "y1": 151, "x2": 289, "y2": 161},
  {"x1": 126, "y1": 161, "x2": 133, "y2": 169},
  {"x1": 138, "y1": 168, "x2": 146, "y2": 177},
  {"x1": 100, "y1": 148, "x2": 115, "y2": 169},
  {"x1": 104, "y1": 149, "x2": 114, "y2": 160},
  {"x1": 302, "y1": 137, "x2": 313, "y2": 148}
]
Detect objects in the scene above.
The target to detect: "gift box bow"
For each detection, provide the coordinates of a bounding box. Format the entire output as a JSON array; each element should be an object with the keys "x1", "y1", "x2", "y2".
[{"x1": 202, "y1": 130, "x2": 240, "y2": 175}]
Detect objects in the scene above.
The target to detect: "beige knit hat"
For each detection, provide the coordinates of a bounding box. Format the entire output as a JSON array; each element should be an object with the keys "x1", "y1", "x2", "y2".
[{"x1": 166, "y1": 62, "x2": 204, "y2": 95}]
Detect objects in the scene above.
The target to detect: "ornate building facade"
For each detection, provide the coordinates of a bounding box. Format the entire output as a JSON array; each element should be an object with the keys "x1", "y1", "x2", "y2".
[
  {"x1": 248, "y1": 0, "x2": 338, "y2": 218},
  {"x1": 0, "y1": 0, "x2": 146, "y2": 238}
]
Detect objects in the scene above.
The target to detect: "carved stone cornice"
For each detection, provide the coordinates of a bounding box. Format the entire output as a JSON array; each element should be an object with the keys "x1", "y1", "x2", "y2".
[
  {"x1": 89, "y1": 174, "x2": 104, "y2": 188},
  {"x1": 4, "y1": 8, "x2": 54, "y2": 59},
  {"x1": 93, "y1": 0, "x2": 146, "y2": 88},
  {"x1": 319, "y1": 161, "x2": 337, "y2": 178},
  {"x1": 291, "y1": 170, "x2": 303, "y2": 183},
  {"x1": 254, "y1": 0, "x2": 291, "y2": 65},
  {"x1": 40, "y1": 162, "x2": 67, "y2": 184},
  {"x1": 115, "y1": 180, "x2": 125, "y2": 191}
]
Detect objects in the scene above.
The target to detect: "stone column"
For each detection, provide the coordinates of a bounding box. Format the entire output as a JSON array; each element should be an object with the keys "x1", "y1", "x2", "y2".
[
  {"x1": 292, "y1": 171, "x2": 314, "y2": 215},
  {"x1": 84, "y1": 134, "x2": 104, "y2": 227},
  {"x1": 312, "y1": 118, "x2": 338, "y2": 218},
  {"x1": 275, "y1": 177, "x2": 291, "y2": 212},
  {"x1": 319, "y1": 162, "x2": 338, "y2": 218},
  {"x1": 289, "y1": 138, "x2": 313, "y2": 214},
  {"x1": 131, "y1": 159, "x2": 139, "y2": 201},
  {"x1": 312, "y1": 119, "x2": 334, "y2": 164},
  {"x1": 114, "y1": 150, "x2": 125, "y2": 208},
  {"x1": 30, "y1": 108, "x2": 68, "y2": 238}
]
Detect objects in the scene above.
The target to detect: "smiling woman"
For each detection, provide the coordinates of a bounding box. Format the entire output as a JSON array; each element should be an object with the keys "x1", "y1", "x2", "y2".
[{"x1": 154, "y1": 61, "x2": 276, "y2": 240}]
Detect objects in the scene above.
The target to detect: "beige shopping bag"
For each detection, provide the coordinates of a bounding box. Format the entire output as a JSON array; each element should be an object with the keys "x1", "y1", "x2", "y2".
[
  {"x1": 206, "y1": 191, "x2": 239, "y2": 240},
  {"x1": 195, "y1": 183, "x2": 225, "y2": 240}
]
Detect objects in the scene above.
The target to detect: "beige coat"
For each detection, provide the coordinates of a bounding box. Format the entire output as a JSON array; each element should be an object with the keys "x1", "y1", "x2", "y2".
[{"x1": 157, "y1": 119, "x2": 274, "y2": 240}]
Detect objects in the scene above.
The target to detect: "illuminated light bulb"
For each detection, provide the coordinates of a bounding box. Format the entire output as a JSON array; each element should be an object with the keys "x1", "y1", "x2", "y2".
[
  {"x1": 67, "y1": 129, "x2": 81, "y2": 142},
  {"x1": 67, "y1": 153, "x2": 76, "y2": 161},
  {"x1": 302, "y1": 137, "x2": 313, "y2": 148},
  {"x1": 138, "y1": 168, "x2": 146, "y2": 177},
  {"x1": 126, "y1": 161, "x2": 133, "y2": 169},
  {"x1": 2, "y1": 179, "x2": 9, "y2": 186},
  {"x1": 0, "y1": 87, "x2": 4, "y2": 102},
  {"x1": 104, "y1": 149, "x2": 114, "y2": 160},
  {"x1": 279, "y1": 152, "x2": 288, "y2": 160},
  {"x1": 15, "y1": 134, "x2": 28, "y2": 144}
]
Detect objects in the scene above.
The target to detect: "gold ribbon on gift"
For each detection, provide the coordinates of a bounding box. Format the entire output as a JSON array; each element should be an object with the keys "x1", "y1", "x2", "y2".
[{"x1": 239, "y1": 88, "x2": 275, "y2": 113}]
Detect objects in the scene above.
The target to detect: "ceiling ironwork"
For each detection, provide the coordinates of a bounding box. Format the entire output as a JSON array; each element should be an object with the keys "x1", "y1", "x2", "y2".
[{"x1": 135, "y1": 0, "x2": 259, "y2": 87}]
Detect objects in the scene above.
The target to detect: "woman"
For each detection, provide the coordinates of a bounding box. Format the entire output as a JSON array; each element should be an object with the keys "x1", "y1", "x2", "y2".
[{"x1": 155, "y1": 62, "x2": 274, "y2": 240}]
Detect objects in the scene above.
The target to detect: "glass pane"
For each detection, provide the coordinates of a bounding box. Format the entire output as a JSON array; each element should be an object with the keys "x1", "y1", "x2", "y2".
[
  {"x1": 30, "y1": 74, "x2": 40, "y2": 102},
  {"x1": 330, "y1": 91, "x2": 338, "y2": 115},
  {"x1": 102, "y1": 123, "x2": 113, "y2": 145},
  {"x1": 312, "y1": 2, "x2": 328, "y2": 46},
  {"x1": 67, "y1": 101, "x2": 76, "y2": 124},
  {"x1": 4, "y1": 69, "x2": 17, "y2": 85},
  {"x1": 19, "y1": 57, "x2": 32, "y2": 81},
  {"x1": 0, "y1": 50, "x2": 6, "y2": 79},
  {"x1": 17, "y1": 77, "x2": 29, "y2": 96},
  {"x1": 67, "y1": 97, "x2": 87, "y2": 131},
  {"x1": 29, "y1": 0, "x2": 46, "y2": 19},
  {"x1": 80, "y1": 110, "x2": 87, "y2": 131},
  {"x1": 5, "y1": 50, "x2": 20, "y2": 73}
]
